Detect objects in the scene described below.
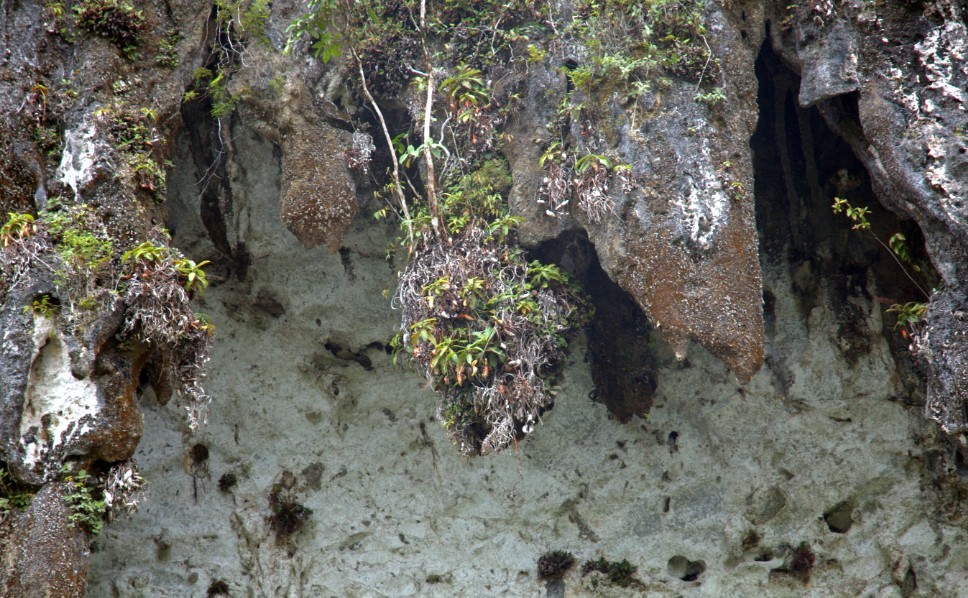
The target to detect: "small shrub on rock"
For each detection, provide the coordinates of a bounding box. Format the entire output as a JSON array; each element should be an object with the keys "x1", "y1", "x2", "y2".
[
  {"x1": 393, "y1": 164, "x2": 590, "y2": 455},
  {"x1": 73, "y1": 0, "x2": 146, "y2": 52}
]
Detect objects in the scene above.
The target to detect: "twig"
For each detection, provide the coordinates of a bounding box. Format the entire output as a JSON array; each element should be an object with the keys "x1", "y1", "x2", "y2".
[
  {"x1": 352, "y1": 49, "x2": 414, "y2": 246},
  {"x1": 695, "y1": 34, "x2": 713, "y2": 92}
]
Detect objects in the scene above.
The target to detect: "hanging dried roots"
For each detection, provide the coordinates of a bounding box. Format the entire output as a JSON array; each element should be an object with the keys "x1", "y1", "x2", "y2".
[{"x1": 395, "y1": 225, "x2": 587, "y2": 455}]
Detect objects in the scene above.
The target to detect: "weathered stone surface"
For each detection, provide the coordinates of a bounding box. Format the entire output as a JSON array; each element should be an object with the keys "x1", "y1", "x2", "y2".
[
  {"x1": 2, "y1": 0, "x2": 968, "y2": 595},
  {"x1": 768, "y1": 0, "x2": 968, "y2": 431},
  {"x1": 234, "y1": 44, "x2": 359, "y2": 253},
  {"x1": 85, "y1": 128, "x2": 968, "y2": 594},
  {"x1": 0, "y1": 483, "x2": 90, "y2": 597},
  {"x1": 506, "y1": 4, "x2": 766, "y2": 381}
]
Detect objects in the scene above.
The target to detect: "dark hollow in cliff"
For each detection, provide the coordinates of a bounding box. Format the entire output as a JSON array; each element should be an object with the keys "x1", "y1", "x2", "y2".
[
  {"x1": 751, "y1": 36, "x2": 935, "y2": 392},
  {"x1": 531, "y1": 230, "x2": 657, "y2": 422}
]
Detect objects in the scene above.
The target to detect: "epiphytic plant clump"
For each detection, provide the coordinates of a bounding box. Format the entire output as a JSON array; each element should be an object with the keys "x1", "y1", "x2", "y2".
[
  {"x1": 0, "y1": 207, "x2": 214, "y2": 430},
  {"x1": 393, "y1": 164, "x2": 589, "y2": 455},
  {"x1": 73, "y1": 0, "x2": 146, "y2": 57},
  {"x1": 121, "y1": 239, "x2": 214, "y2": 429},
  {"x1": 539, "y1": 144, "x2": 631, "y2": 223}
]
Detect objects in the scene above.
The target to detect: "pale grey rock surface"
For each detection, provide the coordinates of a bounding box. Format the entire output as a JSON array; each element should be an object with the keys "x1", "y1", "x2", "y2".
[{"x1": 86, "y1": 124, "x2": 968, "y2": 597}]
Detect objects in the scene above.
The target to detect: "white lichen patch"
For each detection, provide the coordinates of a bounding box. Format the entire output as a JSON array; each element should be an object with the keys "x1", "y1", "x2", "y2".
[
  {"x1": 673, "y1": 143, "x2": 729, "y2": 251},
  {"x1": 19, "y1": 315, "x2": 100, "y2": 475},
  {"x1": 57, "y1": 121, "x2": 105, "y2": 201},
  {"x1": 915, "y1": 21, "x2": 968, "y2": 107}
]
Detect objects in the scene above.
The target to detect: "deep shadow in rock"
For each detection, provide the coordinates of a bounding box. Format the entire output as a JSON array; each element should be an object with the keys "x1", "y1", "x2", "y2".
[
  {"x1": 751, "y1": 32, "x2": 936, "y2": 380},
  {"x1": 531, "y1": 230, "x2": 657, "y2": 422}
]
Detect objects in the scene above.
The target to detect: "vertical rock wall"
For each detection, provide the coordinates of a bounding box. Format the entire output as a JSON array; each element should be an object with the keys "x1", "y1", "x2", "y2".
[{"x1": 1, "y1": 0, "x2": 967, "y2": 595}]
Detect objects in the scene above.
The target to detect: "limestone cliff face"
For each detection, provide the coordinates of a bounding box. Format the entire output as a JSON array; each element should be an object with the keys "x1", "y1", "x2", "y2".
[{"x1": 1, "y1": 0, "x2": 967, "y2": 595}]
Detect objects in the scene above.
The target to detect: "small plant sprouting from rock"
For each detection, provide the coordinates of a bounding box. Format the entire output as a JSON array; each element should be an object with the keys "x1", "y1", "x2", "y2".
[
  {"x1": 206, "y1": 580, "x2": 231, "y2": 596},
  {"x1": 23, "y1": 294, "x2": 60, "y2": 318},
  {"x1": 0, "y1": 466, "x2": 34, "y2": 522},
  {"x1": 61, "y1": 465, "x2": 107, "y2": 535},
  {"x1": 268, "y1": 471, "x2": 312, "y2": 542},
  {"x1": 1, "y1": 212, "x2": 37, "y2": 246},
  {"x1": 537, "y1": 550, "x2": 576, "y2": 581},
  {"x1": 156, "y1": 32, "x2": 180, "y2": 68},
  {"x1": 96, "y1": 103, "x2": 169, "y2": 202},
  {"x1": 218, "y1": 472, "x2": 238, "y2": 492},
  {"x1": 73, "y1": 0, "x2": 146, "y2": 58},
  {"x1": 694, "y1": 87, "x2": 726, "y2": 107},
  {"x1": 581, "y1": 557, "x2": 639, "y2": 588},
  {"x1": 831, "y1": 196, "x2": 932, "y2": 344}
]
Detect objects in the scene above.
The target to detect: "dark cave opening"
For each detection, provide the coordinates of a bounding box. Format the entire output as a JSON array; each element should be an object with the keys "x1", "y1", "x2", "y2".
[
  {"x1": 531, "y1": 230, "x2": 657, "y2": 422},
  {"x1": 751, "y1": 35, "x2": 935, "y2": 385}
]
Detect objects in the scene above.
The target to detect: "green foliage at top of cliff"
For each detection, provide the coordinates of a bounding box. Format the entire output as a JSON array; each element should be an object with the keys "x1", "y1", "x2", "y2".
[
  {"x1": 73, "y1": 0, "x2": 146, "y2": 57},
  {"x1": 287, "y1": 0, "x2": 715, "y2": 97}
]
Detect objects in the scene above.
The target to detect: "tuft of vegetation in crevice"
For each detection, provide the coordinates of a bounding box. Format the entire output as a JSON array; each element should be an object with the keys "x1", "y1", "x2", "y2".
[
  {"x1": 61, "y1": 465, "x2": 106, "y2": 535},
  {"x1": 0, "y1": 465, "x2": 34, "y2": 523},
  {"x1": 537, "y1": 550, "x2": 576, "y2": 581},
  {"x1": 73, "y1": 0, "x2": 146, "y2": 58},
  {"x1": 96, "y1": 103, "x2": 170, "y2": 203},
  {"x1": 268, "y1": 471, "x2": 312, "y2": 547},
  {"x1": 581, "y1": 557, "x2": 641, "y2": 588}
]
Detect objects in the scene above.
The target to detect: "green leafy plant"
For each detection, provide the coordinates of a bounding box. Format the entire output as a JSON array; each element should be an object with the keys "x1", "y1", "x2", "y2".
[
  {"x1": 42, "y1": 205, "x2": 114, "y2": 273},
  {"x1": 717, "y1": 161, "x2": 746, "y2": 202},
  {"x1": 832, "y1": 197, "x2": 932, "y2": 341},
  {"x1": 192, "y1": 312, "x2": 217, "y2": 335},
  {"x1": 887, "y1": 301, "x2": 927, "y2": 332},
  {"x1": 156, "y1": 32, "x2": 180, "y2": 67},
  {"x1": 283, "y1": 0, "x2": 343, "y2": 62},
  {"x1": 73, "y1": 0, "x2": 146, "y2": 57},
  {"x1": 62, "y1": 465, "x2": 107, "y2": 535},
  {"x1": 121, "y1": 240, "x2": 167, "y2": 264},
  {"x1": 574, "y1": 152, "x2": 612, "y2": 175},
  {"x1": 526, "y1": 43, "x2": 547, "y2": 63},
  {"x1": 0, "y1": 467, "x2": 33, "y2": 520},
  {"x1": 438, "y1": 65, "x2": 489, "y2": 113},
  {"x1": 23, "y1": 294, "x2": 60, "y2": 318},
  {"x1": 1, "y1": 213, "x2": 36, "y2": 246},
  {"x1": 695, "y1": 87, "x2": 726, "y2": 107},
  {"x1": 96, "y1": 103, "x2": 168, "y2": 200},
  {"x1": 832, "y1": 196, "x2": 871, "y2": 230},
  {"x1": 174, "y1": 258, "x2": 212, "y2": 295}
]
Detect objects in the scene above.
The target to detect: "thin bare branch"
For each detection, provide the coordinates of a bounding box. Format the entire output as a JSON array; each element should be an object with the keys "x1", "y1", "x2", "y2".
[{"x1": 352, "y1": 49, "x2": 414, "y2": 246}]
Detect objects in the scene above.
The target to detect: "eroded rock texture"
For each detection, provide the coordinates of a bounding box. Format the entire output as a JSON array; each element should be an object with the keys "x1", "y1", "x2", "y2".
[
  {"x1": 766, "y1": 0, "x2": 968, "y2": 431},
  {"x1": 1, "y1": 0, "x2": 967, "y2": 595}
]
